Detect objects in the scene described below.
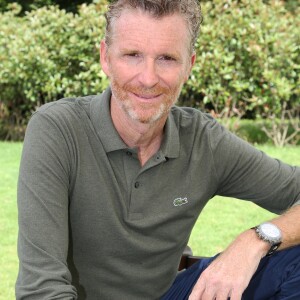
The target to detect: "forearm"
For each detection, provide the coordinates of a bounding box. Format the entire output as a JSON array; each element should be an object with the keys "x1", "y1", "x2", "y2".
[
  {"x1": 234, "y1": 204, "x2": 300, "y2": 260},
  {"x1": 189, "y1": 205, "x2": 300, "y2": 299},
  {"x1": 268, "y1": 204, "x2": 300, "y2": 250}
]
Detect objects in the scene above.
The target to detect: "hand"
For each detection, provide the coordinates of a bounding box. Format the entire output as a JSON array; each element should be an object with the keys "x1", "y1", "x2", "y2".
[{"x1": 189, "y1": 230, "x2": 269, "y2": 300}]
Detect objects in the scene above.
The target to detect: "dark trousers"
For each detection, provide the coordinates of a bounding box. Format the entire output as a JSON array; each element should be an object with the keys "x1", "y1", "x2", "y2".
[{"x1": 161, "y1": 245, "x2": 300, "y2": 300}]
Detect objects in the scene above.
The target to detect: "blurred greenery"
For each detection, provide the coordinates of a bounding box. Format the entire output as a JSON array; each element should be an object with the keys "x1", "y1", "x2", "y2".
[
  {"x1": 0, "y1": 0, "x2": 298, "y2": 14},
  {"x1": 183, "y1": 0, "x2": 300, "y2": 119},
  {"x1": 0, "y1": 0, "x2": 109, "y2": 139},
  {"x1": 0, "y1": 0, "x2": 299, "y2": 141},
  {"x1": 0, "y1": 0, "x2": 94, "y2": 13},
  {"x1": 219, "y1": 118, "x2": 300, "y2": 146},
  {"x1": 0, "y1": 142, "x2": 22, "y2": 300}
]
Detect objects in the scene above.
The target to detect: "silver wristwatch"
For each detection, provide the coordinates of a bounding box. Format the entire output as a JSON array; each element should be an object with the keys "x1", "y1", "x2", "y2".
[{"x1": 252, "y1": 222, "x2": 282, "y2": 256}]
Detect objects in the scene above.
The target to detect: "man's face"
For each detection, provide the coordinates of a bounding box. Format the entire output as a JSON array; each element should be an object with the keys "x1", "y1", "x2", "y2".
[{"x1": 101, "y1": 9, "x2": 196, "y2": 124}]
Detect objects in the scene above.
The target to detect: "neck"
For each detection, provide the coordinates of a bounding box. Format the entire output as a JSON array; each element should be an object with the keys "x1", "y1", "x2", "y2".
[{"x1": 110, "y1": 97, "x2": 166, "y2": 166}]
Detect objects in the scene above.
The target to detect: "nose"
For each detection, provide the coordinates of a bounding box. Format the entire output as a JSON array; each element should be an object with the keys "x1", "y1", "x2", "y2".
[{"x1": 138, "y1": 59, "x2": 159, "y2": 88}]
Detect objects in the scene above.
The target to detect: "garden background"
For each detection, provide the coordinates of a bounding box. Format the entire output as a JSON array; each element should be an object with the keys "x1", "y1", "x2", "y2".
[{"x1": 0, "y1": 0, "x2": 299, "y2": 299}]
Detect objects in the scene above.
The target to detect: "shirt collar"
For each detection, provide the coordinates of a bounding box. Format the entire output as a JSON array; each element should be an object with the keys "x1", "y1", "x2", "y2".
[
  {"x1": 90, "y1": 87, "x2": 180, "y2": 158},
  {"x1": 161, "y1": 109, "x2": 180, "y2": 159}
]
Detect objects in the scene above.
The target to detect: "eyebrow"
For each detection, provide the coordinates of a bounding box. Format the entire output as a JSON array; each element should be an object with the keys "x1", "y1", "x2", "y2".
[{"x1": 119, "y1": 47, "x2": 183, "y2": 61}]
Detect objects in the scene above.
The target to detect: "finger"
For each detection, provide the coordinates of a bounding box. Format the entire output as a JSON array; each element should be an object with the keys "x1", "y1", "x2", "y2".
[
  {"x1": 214, "y1": 289, "x2": 233, "y2": 300},
  {"x1": 199, "y1": 289, "x2": 217, "y2": 300},
  {"x1": 189, "y1": 289, "x2": 215, "y2": 300},
  {"x1": 229, "y1": 287, "x2": 243, "y2": 300},
  {"x1": 189, "y1": 281, "x2": 219, "y2": 300},
  {"x1": 188, "y1": 280, "x2": 206, "y2": 300}
]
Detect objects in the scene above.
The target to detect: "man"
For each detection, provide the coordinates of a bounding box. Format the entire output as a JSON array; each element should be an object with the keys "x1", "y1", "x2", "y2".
[{"x1": 16, "y1": 0, "x2": 300, "y2": 299}]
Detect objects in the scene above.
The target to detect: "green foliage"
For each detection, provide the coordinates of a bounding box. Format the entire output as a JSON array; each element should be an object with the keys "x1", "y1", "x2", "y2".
[
  {"x1": 0, "y1": 0, "x2": 299, "y2": 141},
  {"x1": 0, "y1": 0, "x2": 94, "y2": 14},
  {"x1": 0, "y1": 142, "x2": 23, "y2": 300},
  {"x1": 182, "y1": 0, "x2": 300, "y2": 119},
  {"x1": 0, "y1": 1, "x2": 109, "y2": 139},
  {"x1": 218, "y1": 118, "x2": 300, "y2": 146},
  {"x1": 221, "y1": 119, "x2": 270, "y2": 144}
]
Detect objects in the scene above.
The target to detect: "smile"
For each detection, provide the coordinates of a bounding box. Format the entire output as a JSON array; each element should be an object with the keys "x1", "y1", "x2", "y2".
[{"x1": 132, "y1": 92, "x2": 162, "y2": 100}]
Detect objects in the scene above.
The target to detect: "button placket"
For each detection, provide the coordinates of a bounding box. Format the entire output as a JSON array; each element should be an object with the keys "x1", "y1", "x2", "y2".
[
  {"x1": 134, "y1": 181, "x2": 140, "y2": 189},
  {"x1": 129, "y1": 176, "x2": 143, "y2": 219}
]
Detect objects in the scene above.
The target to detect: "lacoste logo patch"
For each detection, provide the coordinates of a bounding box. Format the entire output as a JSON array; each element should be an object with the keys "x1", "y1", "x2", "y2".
[{"x1": 173, "y1": 197, "x2": 188, "y2": 207}]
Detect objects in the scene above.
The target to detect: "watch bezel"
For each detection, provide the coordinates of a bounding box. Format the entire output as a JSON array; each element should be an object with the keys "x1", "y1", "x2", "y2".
[
  {"x1": 255, "y1": 222, "x2": 282, "y2": 245},
  {"x1": 252, "y1": 222, "x2": 282, "y2": 256}
]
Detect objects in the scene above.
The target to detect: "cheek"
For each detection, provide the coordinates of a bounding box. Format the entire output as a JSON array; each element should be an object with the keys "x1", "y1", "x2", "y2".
[
  {"x1": 110, "y1": 62, "x2": 137, "y2": 85},
  {"x1": 164, "y1": 72, "x2": 186, "y2": 90}
]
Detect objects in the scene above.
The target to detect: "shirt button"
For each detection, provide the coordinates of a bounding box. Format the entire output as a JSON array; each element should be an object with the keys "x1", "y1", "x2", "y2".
[
  {"x1": 134, "y1": 182, "x2": 140, "y2": 188},
  {"x1": 126, "y1": 151, "x2": 132, "y2": 156}
]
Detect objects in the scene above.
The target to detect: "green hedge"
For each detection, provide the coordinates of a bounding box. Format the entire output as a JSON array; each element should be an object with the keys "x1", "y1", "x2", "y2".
[
  {"x1": 0, "y1": 0, "x2": 94, "y2": 14},
  {"x1": 183, "y1": 0, "x2": 300, "y2": 118},
  {"x1": 219, "y1": 118, "x2": 299, "y2": 146},
  {"x1": 0, "y1": 1, "x2": 109, "y2": 139},
  {"x1": 0, "y1": 0, "x2": 299, "y2": 141}
]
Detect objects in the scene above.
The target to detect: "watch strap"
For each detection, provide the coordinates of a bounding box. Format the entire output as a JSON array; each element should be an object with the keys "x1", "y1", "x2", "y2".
[{"x1": 266, "y1": 242, "x2": 282, "y2": 257}]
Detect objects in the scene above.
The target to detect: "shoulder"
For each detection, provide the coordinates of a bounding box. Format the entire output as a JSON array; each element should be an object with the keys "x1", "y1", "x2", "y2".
[
  {"x1": 170, "y1": 105, "x2": 243, "y2": 155},
  {"x1": 25, "y1": 95, "x2": 101, "y2": 142},
  {"x1": 36, "y1": 95, "x2": 97, "y2": 118},
  {"x1": 28, "y1": 94, "x2": 104, "y2": 129},
  {"x1": 170, "y1": 105, "x2": 223, "y2": 133}
]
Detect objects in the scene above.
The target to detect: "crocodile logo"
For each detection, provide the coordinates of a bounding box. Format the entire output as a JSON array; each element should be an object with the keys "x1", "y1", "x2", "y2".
[{"x1": 173, "y1": 197, "x2": 188, "y2": 207}]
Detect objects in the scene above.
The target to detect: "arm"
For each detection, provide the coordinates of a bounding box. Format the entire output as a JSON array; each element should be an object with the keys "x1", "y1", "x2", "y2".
[
  {"x1": 189, "y1": 205, "x2": 300, "y2": 300},
  {"x1": 16, "y1": 108, "x2": 77, "y2": 299},
  {"x1": 190, "y1": 121, "x2": 300, "y2": 299}
]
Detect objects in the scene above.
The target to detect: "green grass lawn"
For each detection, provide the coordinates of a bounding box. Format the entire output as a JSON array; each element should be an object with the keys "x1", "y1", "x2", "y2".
[
  {"x1": 0, "y1": 142, "x2": 23, "y2": 300},
  {"x1": 0, "y1": 142, "x2": 299, "y2": 299}
]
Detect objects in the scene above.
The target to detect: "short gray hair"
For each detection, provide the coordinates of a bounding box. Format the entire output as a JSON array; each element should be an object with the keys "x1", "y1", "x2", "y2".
[{"x1": 104, "y1": 0, "x2": 203, "y2": 54}]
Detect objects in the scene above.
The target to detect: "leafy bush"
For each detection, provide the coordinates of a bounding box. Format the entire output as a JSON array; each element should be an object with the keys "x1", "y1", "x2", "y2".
[
  {"x1": 182, "y1": 0, "x2": 300, "y2": 120},
  {"x1": 0, "y1": 1, "x2": 109, "y2": 139},
  {"x1": 0, "y1": 0, "x2": 299, "y2": 142},
  {"x1": 0, "y1": 0, "x2": 94, "y2": 14},
  {"x1": 220, "y1": 118, "x2": 299, "y2": 146}
]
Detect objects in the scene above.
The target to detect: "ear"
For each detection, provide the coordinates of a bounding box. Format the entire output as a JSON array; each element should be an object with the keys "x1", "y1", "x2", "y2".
[
  {"x1": 184, "y1": 52, "x2": 196, "y2": 82},
  {"x1": 100, "y1": 40, "x2": 111, "y2": 77}
]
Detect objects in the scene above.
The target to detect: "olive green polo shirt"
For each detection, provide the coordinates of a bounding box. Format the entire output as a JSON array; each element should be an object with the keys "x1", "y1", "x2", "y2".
[{"x1": 16, "y1": 87, "x2": 300, "y2": 299}]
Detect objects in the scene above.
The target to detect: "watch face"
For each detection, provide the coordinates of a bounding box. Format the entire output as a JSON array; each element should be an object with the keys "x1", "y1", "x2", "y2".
[{"x1": 260, "y1": 223, "x2": 281, "y2": 239}]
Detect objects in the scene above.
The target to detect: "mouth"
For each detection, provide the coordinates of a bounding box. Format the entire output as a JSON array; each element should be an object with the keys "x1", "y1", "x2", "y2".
[{"x1": 131, "y1": 92, "x2": 162, "y2": 100}]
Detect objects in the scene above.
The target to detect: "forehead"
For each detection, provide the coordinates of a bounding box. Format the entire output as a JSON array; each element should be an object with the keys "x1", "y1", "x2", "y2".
[{"x1": 110, "y1": 9, "x2": 190, "y2": 55}]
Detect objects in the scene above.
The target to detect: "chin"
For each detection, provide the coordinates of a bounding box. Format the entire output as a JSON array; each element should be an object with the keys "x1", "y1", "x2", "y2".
[{"x1": 127, "y1": 105, "x2": 167, "y2": 124}]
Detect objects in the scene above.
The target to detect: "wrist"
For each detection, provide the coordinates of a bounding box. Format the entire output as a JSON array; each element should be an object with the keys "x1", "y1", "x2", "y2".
[
  {"x1": 251, "y1": 222, "x2": 282, "y2": 257},
  {"x1": 248, "y1": 228, "x2": 271, "y2": 257},
  {"x1": 233, "y1": 230, "x2": 270, "y2": 259}
]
